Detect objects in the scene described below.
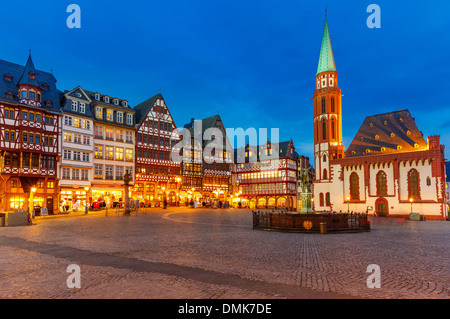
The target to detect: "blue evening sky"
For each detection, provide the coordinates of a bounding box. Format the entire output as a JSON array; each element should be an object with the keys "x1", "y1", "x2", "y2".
[{"x1": 1, "y1": 0, "x2": 449, "y2": 161}]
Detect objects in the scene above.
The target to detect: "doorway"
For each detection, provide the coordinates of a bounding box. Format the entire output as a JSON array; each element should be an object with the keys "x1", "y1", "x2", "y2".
[
  {"x1": 375, "y1": 197, "x2": 388, "y2": 217},
  {"x1": 46, "y1": 196, "x2": 54, "y2": 215}
]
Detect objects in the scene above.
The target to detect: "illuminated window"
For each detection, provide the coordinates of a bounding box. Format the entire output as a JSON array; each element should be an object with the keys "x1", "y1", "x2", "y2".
[
  {"x1": 96, "y1": 107, "x2": 103, "y2": 119},
  {"x1": 115, "y1": 147, "x2": 124, "y2": 161},
  {"x1": 106, "y1": 109, "x2": 114, "y2": 121},
  {"x1": 376, "y1": 171, "x2": 387, "y2": 195},
  {"x1": 105, "y1": 128, "x2": 113, "y2": 140},
  {"x1": 73, "y1": 118, "x2": 81, "y2": 128},
  {"x1": 105, "y1": 146, "x2": 114, "y2": 160},
  {"x1": 9, "y1": 196, "x2": 25, "y2": 209},
  {"x1": 408, "y1": 169, "x2": 420, "y2": 199},
  {"x1": 95, "y1": 145, "x2": 103, "y2": 159}
]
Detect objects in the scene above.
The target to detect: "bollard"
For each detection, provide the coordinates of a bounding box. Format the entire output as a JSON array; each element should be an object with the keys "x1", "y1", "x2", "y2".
[
  {"x1": 320, "y1": 222, "x2": 327, "y2": 234},
  {"x1": 105, "y1": 208, "x2": 108, "y2": 216}
]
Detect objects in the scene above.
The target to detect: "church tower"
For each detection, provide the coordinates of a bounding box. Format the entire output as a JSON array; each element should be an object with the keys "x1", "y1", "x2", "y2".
[{"x1": 313, "y1": 15, "x2": 344, "y2": 182}]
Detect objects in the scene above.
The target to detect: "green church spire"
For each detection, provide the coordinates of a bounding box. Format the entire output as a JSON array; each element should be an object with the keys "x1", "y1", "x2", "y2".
[{"x1": 316, "y1": 16, "x2": 336, "y2": 76}]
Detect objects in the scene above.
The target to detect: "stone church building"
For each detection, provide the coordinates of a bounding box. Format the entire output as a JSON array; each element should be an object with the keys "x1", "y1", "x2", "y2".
[{"x1": 312, "y1": 17, "x2": 447, "y2": 220}]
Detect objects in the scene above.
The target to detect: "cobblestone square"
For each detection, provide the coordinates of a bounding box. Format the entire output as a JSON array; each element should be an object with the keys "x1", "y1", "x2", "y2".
[{"x1": 0, "y1": 208, "x2": 448, "y2": 299}]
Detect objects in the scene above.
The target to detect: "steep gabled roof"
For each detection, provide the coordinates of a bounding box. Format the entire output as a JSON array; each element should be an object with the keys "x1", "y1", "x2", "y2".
[
  {"x1": 345, "y1": 109, "x2": 428, "y2": 157},
  {"x1": 133, "y1": 93, "x2": 162, "y2": 126},
  {"x1": 18, "y1": 54, "x2": 40, "y2": 87},
  {"x1": 0, "y1": 57, "x2": 61, "y2": 113}
]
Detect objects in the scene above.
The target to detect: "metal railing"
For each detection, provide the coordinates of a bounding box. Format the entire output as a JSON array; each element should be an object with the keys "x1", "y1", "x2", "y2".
[{"x1": 252, "y1": 211, "x2": 370, "y2": 233}]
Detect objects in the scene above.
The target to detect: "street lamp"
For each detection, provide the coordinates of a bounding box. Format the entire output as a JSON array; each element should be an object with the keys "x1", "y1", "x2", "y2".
[
  {"x1": 347, "y1": 196, "x2": 350, "y2": 213},
  {"x1": 84, "y1": 186, "x2": 89, "y2": 214},
  {"x1": 409, "y1": 197, "x2": 414, "y2": 214}
]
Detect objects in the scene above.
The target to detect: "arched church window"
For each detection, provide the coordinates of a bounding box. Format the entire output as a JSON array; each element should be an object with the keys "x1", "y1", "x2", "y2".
[
  {"x1": 350, "y1": 172, "x2": 359, "y2": 200},
  {"x1": 376, "y1": 171, "x2": 387, "y2": 195},
  {"x1": 408, "y1": 169, "x2": 420, "y2": 199}
]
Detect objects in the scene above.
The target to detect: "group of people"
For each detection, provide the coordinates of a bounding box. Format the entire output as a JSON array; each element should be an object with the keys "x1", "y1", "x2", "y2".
[{"x1": 188, "y1": 199, "x2": 228, "y2": 209}]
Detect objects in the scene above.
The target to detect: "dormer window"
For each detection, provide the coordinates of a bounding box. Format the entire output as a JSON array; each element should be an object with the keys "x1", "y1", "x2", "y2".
[
  {"x1": 104, "y1": 96, "x2": 110, "y2": 103},
  {"x1": 94, "y1": 94, "x2": 100, "y2": 101},
  {"x1": 42, "y1": 83, "x2": 49, "y2": 90},
  {"x1": 126, "y1": 113, "x2": 133, "y2": 125},
  {"x1": 21, "y1": 90, "x2": 27, "y2": 99},
  {"x1": 122, "y1": 101, "x2": 128, "y2": 107},
  {"x1": 95, "y1": 107, "x2": 103, "y2": 119},
  {"x1": 106, "y1": 109, "x2": 114, "y2": 121},
  {"x1": 45, "y1": 100, "x2": 53, "y2": 107},
  {"x1": 29, "y1": 73, "x2": 35, "y2": 80},
  {"x1": 114, "y1": 99, "x2": 119, "y2": 105},
  {"x1": 4, "y1": 74, "x2": 13, "y2": 82},
  {"x1": 71, "y1": 100, "x2": 78, "y2": 111},
  {"x1": 117, "y1": 112, "x2": 123, "y2": 123},
  {"x1": 5, "y1": 91, "x2": 13, "y2": 99}
]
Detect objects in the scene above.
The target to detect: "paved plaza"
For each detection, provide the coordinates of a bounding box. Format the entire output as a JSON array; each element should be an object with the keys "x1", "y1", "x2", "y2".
[{"x1": 0, "y1": 208, "x2": 448, "y2": 299}]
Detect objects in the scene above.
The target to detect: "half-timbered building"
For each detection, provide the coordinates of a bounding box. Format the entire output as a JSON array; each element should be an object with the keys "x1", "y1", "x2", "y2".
[
  {"x1": 180, "y1": 115, "x2": 232, "y2": 205},
  {"x1": 234, "y1": 140, "x2": 298, "y2": 210},
  {"x1": 0, "y1": 55, "x2": 62, "y2": 214},
  {"x1": 133, "y1": 94, "x2": 181, "y2": 206}
]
